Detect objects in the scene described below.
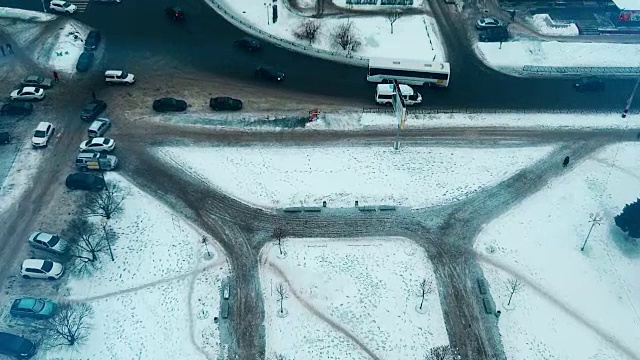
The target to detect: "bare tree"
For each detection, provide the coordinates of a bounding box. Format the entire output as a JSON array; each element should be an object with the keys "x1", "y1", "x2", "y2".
[
  {"x1": 63, "y1": 218, "x2": 117, "y2": 275},
  {"x1": 419, "y1": 278, "x2": 433, "y2": 310},
  {"x1": 44, "y1": 303, "x2": 93, "y2": 347},
  {"x1": 83, "y1": 181, "x2": 127, "y2": 220},
  {"x1": 386, "y1": 7, "x2": 403, "y2": 34},
  {"x1": 272, "y1": 226, "x2": 288, "y2": 255},
  {"x1": 273, "y1": 354, "x2": 288, "y2": 360},
  {"x1": 293, "y1": 19, "x2": 321, "y2": 45},
  {"x1": 275, "y1": 283, "x2": 288, "y2": 315},
  {"x1": 505, "y1": 278, "x2": 525, "y2": 306},
  {"x1": 425, "y1": 345, "x2": 461, "y2": 360},
  {"x1": 331, "y1": 21, "x2": 361, "y2": 53}
]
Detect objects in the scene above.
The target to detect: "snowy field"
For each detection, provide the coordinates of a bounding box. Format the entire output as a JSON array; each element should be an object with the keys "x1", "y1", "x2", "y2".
[
  {"x1": 475, "y1": 142, "x2": 640, "y2": 360},
  {"x1": 0, "y1": 7, "x2": 56, "y2": 21},
  {"x1": 44, "y1": 173, "x2": 229, "y2": 360},
  {"x1": 159, "y1": 145, "x2": 554, "y2": 209},
  {"x1": 211, "y1": 0, "x2": 446, "y2": 62},
  {"x1": 529, "y1": 14, "x2": 579, "y2": 37},
  {"x1": 0, "y1": 138, "x2": 45, "y2": 215},
  {"x1": 259, "y1": 237, "x2": 448, "y2": 359},
  {"x1": 48, "y1": 21, "x2": 91, "y2": 74}
]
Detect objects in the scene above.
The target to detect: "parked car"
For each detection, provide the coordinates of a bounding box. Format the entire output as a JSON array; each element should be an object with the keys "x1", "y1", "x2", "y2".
[
  {"x1": 31, "y1": 121, "x2": 55, "y2": 148},
  {"x1": 165, "y1": 6, "x2": 185, "y2": 20},
  {"x1": 0, "y1": 132, "x2": 10, "y2": 145},
  {"x1": 210, "y1": 97, "x2": 243, "y2": 111},
  {"x1": 81, "y1": 100, "x2": 107, "y2": 121},
  {"x1": 76, "y1": 51, "x2": 95, "y2": 72},
  {"x1": 84, "y1": 30, "x2": 102, "y2": 51},
  {"x1": 479, "y1": 26, "x2": 509, "y2": 42},
  {"x1": 234, "y1": 37, "x2": 261, "y2": 51},
  {"x1": 10, "y1": 87, "x2": 44, "y2": 101},
  {"x1": 28, "y1": 232, "x2": 68, "y2": 254},
  {"x1": 574, "y1": 77, "x2": 605, "y2": 92},
  {"x1": 21, "y1": 259, "x2": 64, "y2": 280},
  {"x1": 79, "y1": 137, "x2": 115, "y2": 152},
  {"x1": 0, "y1": 101, "x2": 33, "y2": 116},
  {"x1": 0, "y1": 332, "x2": 36, "y2": 359},
  {"x1": 254, "y1": 66, "x2": 285, "y2": 82},
  {"x1": 88, "y1": 118, "x2": 111, "y2": 138},
  {"x1": 476, "y1": 17, "x2": 504, "y2": 29},
  {"x1": 76, "y1": 152, "x2": 118, "y2": 171},
  {"x1": 152, "y1": 97, "x2": 187, "y2": 112},
  {"x1": 21, "y1": 75, "x2": 53, "y2": 89},
  {"x1": 65, "y1": 173, "x2": 106, "y2": 191},
  {"x1": 10, "y1": 298, "x2": 57, "y2": 319},
  {"x1": 105, "y1": 70, "x2": 135, "y2": 85},
  {"x1": 49, "y1": 0, "x2": 77, "y2": 13}
]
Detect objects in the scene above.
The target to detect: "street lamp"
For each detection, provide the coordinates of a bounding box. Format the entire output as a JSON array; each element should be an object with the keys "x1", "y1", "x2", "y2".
[
  {"x1": 101, "y1": 217, "x2": 114, "y2": 261},
  {"x1": 622, "y1": 74, "x2": 640, "y2": 118},
  {"x1": 581, "y1": 212, "x2": 602, "y2": 252},
  {"x1": 264, "y1": 2, "x2": 271, "y2": 25}
]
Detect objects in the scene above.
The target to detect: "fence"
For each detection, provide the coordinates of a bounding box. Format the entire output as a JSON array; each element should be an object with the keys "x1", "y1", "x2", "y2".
[
  {"x1": 362, "y1": 107, "x2": 640, "y2": 115},
  {"x1": 206, "y1": 0, "x2": 369, "y2": 67}
]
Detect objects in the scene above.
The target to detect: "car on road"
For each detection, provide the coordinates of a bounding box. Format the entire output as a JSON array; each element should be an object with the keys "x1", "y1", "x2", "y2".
[
  {"x1": 21, "y1": 75, "x2": 53, "y2": 89},
  {"x1": 254, "y1": 66, "x2": 284, "y2": 82},
  {"x1": 20, "y1": 259, "x2": 64, "y2": 280},
  {"x1": 479, "y1": 26, "x2": 509, "y2": 42},
  {"x1": 10, "y1": 298, "x2": 57, "y2": 319},
  {"x1": 49, "y1": 0, "x2": 77, "y2": 13},
  {"x1": 152, "y1": 97, "x2": 187, "y2": 112},
  {"x1": 31, "y1": 121, "x2": 55, "y2": 148},
  {"x1": 476, "y1": 17, "x2": 504, "y2": 29},
  {"x1": 65, "y1": 173, "x2": 106, "y2": 191},
  {"x1": 1, "y1": 101, "x2": 33, "y2": 116},
  {"x1": 165, "y1": 6, "x2": 185, "y2": 20},
  {"x1": 28, "y1": 232, "x2": 68, "y2": 255},
  {"x1": 0, "y1": 332, "x2": 37, "y2": 359},
  {"x1": 88, "y1": 118, "x2": 111, "y2": 138},
  {"x1": 210, "y1": 97, "x2": 243, "y2": 111},
  {"x1": 81, "y1": 100, "x2": 107, "y2": 121},
  {"x1": 105, "y1": 70, "x2": 135, "y2": 85},
  {"x1": 0, "y1": 132, "x2": 10, "y2": 145},
  {"x1": 84, "y1": 30, "x2": 102, "y2": 51},
  {"x1": 574, "y1": 77, "x2": 605, "y2": 92},
  {"x1": 10, "y1": 87, "x2": 44, "y2": 101},
  {"x1": 76, "y1": 51, "x2": 95, "y2": 72},
  {"x1": 79, "y1": 137, "x2": 116, "y2": 152},
  {"x1": 234, "y1": 37, "x2": 261, "y2": 51},
  {"x1": 76, "y1": 152, "x2": 118, "y2": 171}
]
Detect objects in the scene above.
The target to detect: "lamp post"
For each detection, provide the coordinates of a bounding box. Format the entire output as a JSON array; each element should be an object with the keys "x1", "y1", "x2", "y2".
[
  {"x1": 264, "y1": 2, "x2": 271, "y2": 25},
  {"x1": 101, "y1": 217, "x2": 114, "y2": 261},
  {"x1": 581, "y1": 212, "x2": 602, "y2": 252}
]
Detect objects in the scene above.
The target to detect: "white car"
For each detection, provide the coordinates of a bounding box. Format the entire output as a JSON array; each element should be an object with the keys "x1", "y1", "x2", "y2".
[
  {"x1": 10, "y1": 87, "x2": 45, "y2": 101},
  {"x1": 49, "y1": 0, "x2": 77, "y2": 13},
  {"x1": 79, "y1": 137, "x2": 115, "y2": 152},
  {"x1": 31, "y1": 122, "x2": 55, "y2": 148},
  {"x1": 28, "y1": 232, "x2": 68, "y2": 255},
  {"x1": 21, "y1": 259, "x2": 64, "y2": 280}
]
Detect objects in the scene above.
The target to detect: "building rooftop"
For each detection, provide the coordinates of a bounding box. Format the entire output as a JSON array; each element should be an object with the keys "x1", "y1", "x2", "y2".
[{"x1": 612, "y1": 0, "x2": 640, "y2": 10}]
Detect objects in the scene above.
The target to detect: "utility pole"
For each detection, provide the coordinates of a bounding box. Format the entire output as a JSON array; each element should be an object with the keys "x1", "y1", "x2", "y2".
[
  {"x1": 101, "y1": 217, "x2": 114, "y2": 261},
  {"x1": 581, "y1": 212, "x2": 602, "y2": 251},
  {"x1": 622, "y1": 75, "x2": 640, "y2": 118}
]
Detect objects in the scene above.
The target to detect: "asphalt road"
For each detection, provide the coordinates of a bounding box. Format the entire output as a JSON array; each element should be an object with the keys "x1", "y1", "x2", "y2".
[{"x1": 0, "y1": 0, "x2": 637, "y2": 111}]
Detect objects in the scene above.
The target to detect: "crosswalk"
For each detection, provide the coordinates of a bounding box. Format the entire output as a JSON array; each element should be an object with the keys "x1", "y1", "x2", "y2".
[{"x1": 68, "y1": 0, "x2": 90, "y2": 12}]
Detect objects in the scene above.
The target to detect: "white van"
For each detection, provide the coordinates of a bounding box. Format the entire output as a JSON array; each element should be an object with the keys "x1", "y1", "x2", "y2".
[
  {"x1": 105, "y1": 70, "x2": 135, "y2": 85},
  {"x1": 375, "y1": 84, "x2": 422, "y2": 106}
]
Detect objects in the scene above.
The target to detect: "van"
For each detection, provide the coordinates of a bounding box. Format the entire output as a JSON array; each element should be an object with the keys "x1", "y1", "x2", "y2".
[
  {"x1": 375, "y1": 84, "x2": 422, "y2": 106},
  {"x1": 75, "y1": 152, "x2": 118, "y2": 171},
  {"x1": 104, "y1": 70, "x2": 135, "y2": 85},
  {"x1": 88, "y1": 118, "x2": 111, "y2": 138}
]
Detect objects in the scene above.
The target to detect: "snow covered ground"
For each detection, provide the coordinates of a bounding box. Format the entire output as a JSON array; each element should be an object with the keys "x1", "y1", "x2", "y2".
[
  {"x1": 158, "y1": 145, "x2": 554, "y2": 209},
  {"x1": 259, "y1": 237, "x2": 448, "y2": 359},
  {"x1": 43, "y1": 173, "x2": 229, "y2": 360},
  {"x1": 475, "y1": 142, "x2": 640, "y2": 360},
  {"x1": 48, "y1": 21, "x2": 90, "y2": 74},
  {"x1": 0, "y1": 138, "x2": 45, "y2": 215},
  {"x1": 210, "y1": 0, "x2": 446, "y2": 62},
  {"x1": 529, "y1": 14, "x2": 579, "y2": 37},
  {"x1": 0, "y1": 7, "x2": 56, "y2": 21}
]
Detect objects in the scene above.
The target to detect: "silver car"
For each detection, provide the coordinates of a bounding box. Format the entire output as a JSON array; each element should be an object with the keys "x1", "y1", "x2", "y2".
[
  {"x1": 88, "y1": 118, "x2": 111, "y2": 138},
  {"x1": 476, "y1": 17, "x2": 504, "y2": 29},
  {"x1": 28, "y1": 232, "x2": 68, "y2": 255},
  {"x1": 21, "y1": 75, "x2": 53, "y2": 89}
]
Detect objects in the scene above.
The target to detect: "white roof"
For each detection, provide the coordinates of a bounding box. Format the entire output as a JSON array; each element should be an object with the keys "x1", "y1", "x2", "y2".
[
  {"x1": 105, "y1": 70, "x2": 123, "y2": 75},
  {"x1": 369, "y1": 57, "x2": 450, "y2": 72},
  {"x1": 35, "y1": 121, "x2": 52, "y2": 130},
  {"x1": 376, "y1": 84, "x2": 415, "y2": 94},
  {"x1": 21, "y1": 86, "x2": 40, "y2": 92},
  {"x1": 22, "y1": 259, "x2": 46, "y2": 268},
  {"x1": 612, "y1": 0, "x2": 640, "y2": 10}
]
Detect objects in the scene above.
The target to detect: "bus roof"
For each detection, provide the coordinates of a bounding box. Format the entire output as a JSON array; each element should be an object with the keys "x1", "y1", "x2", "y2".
[{"x1": 368, "y1": 57, "x2": 450, "y2": 73}]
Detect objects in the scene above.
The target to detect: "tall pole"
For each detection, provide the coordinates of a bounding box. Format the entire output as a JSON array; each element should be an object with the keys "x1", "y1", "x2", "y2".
[
  {"x1": 394, "y1": 122, "x2": 400, "y2": 150},
  {"x1": 102, "y1": 217, "x2": 114, "y2": 261},
  {"x1": 622, "y1": 75, "x2": 640, "y2": 118},
  {"x1": 581, "y1": 213, "x2": 602, "y2": 251},
  {"x1": 265, "y1": 3, "x2": 270, "y2": 25}
]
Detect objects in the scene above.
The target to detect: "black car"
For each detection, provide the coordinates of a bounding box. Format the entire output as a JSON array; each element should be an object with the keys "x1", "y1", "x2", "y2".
[
  {"x1": 165, "y1": 6, "x2": 185, "y2": 20},
  {"x1": 0, "y1": 132, "x2": 10, "y2": 145},
  {"x1": 234, "y1": 37, "x2": 261, "y2": 51},
  {"x1": 76, "y1": 51, "x2": 95, "y2": 72},
  {"x1": 84, "y1": 30, "x2": 101, "y2": 51},
  {"x1": 210, "y1": 97, "x2": 243, "y2": 111},
  {"x1": 0, "y1": 332, "x2": 37, "y2": 359},
  {"x1": 81, "y1": 100, "x2": 107, "y2": 121},
  {"x1": 1, "y1": 101, "x2": 33, "y2": 116},
  {"x1": 254, "y1": 66, "x2": 285, "y2": 82},
  {"x1": 574, "y1": 77, "x2": 605, "y2": 92},
  {"x1": 479, "y1": 26, "x2": 509, "y2": 42},
  {"x1": 152, "y1": 97, "x2": 188, "y2": 112},
  {"x1": 65, "y1": 173, "x2": 106, "y2": 191}
]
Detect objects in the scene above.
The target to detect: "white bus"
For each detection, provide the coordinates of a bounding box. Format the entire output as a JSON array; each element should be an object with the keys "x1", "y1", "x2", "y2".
[{"x1": 367, "y1": 57, "x2": 450, "y2": 87}]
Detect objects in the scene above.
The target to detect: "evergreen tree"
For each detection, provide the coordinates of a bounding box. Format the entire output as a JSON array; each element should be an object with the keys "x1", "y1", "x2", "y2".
[{"x1": 615, "y1": 198, "x2": 640, "y2": 238}]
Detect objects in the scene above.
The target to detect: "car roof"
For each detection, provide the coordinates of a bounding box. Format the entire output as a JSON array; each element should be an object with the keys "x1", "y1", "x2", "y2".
[
  {"x1": 90, "y1": 137, "x2": 109, "y2": 142},
  {"x1": 25, "y1": 75, "x2": 41, "y2": 80},
  {"x1": 33, "y1": 232, "x2": 53, "y2": 240},
  {"x1": 89, "y1": 119, "x2": 107, "y2": 130},
  {"x1": 21, "y1": 86, "x2": 39, "y2": 92},
  {"x1": 22, "y1": 259, "x2": 45, "y2": 268},
  {"x1": 105, "y1": 70, "x2": 123, "y2": 76},
  {"x1": 0, "y1": 332, "x2": 32, "y2": 349},
  {"x1": 35, "y1": 121, "x2": 52, "y2": 130},
  {"x1": 69, "y1": 172, "x2": 97, "y2": 180},
  {"x1": 77, "y1": 152, "x2": 100, "y2": 158}
]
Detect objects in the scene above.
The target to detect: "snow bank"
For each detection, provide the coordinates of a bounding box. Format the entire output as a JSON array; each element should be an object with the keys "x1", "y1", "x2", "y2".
[
  {"x1": 260, "y1": 237, "x2": 448, "y2": 359},
  {"x1": 47, "y1": 21, "x2": 91, "y2": 74},
  {"x1": 530, "y1": 14, "x2": 579, "y2": 36},
  {"x1": 475, "y1": 142, "x2": 640, "y2": 360},
  {"x1": 0, "y1": 7, "x2": 56, "y2": 21},
  {"x1": 0, "y1": 139, "x2": 45, "y2": 215},
  {"x1": 158, "y1": 145, "x2": 554, "y2": 209}
]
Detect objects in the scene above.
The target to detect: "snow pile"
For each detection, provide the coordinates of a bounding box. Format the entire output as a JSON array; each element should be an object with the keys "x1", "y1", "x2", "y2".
[
  {"x1": 158, "y1": 145, "x2": 554, "y2": 209},
  {"x1": 332, "y1": 0, "x2": 425, "y2": 9},
  {"x1": 48, "y1": 21, "x2": 91, "y2": 74},
  {"x1": 259, "y1": 237, "x2": 448, "y2": 359},
  {"x1": 475, "y1": 142, "x2": 640, "y2": 360},
  {"x1": 0, "y1": 139, "x2": 45, "y2": 215},
  {"x1": 0, "y1": 7, "x2": 56, "y2": 21},
  {"x1": 530, "y1": 14, "x2": 579, "y2": 36}
]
